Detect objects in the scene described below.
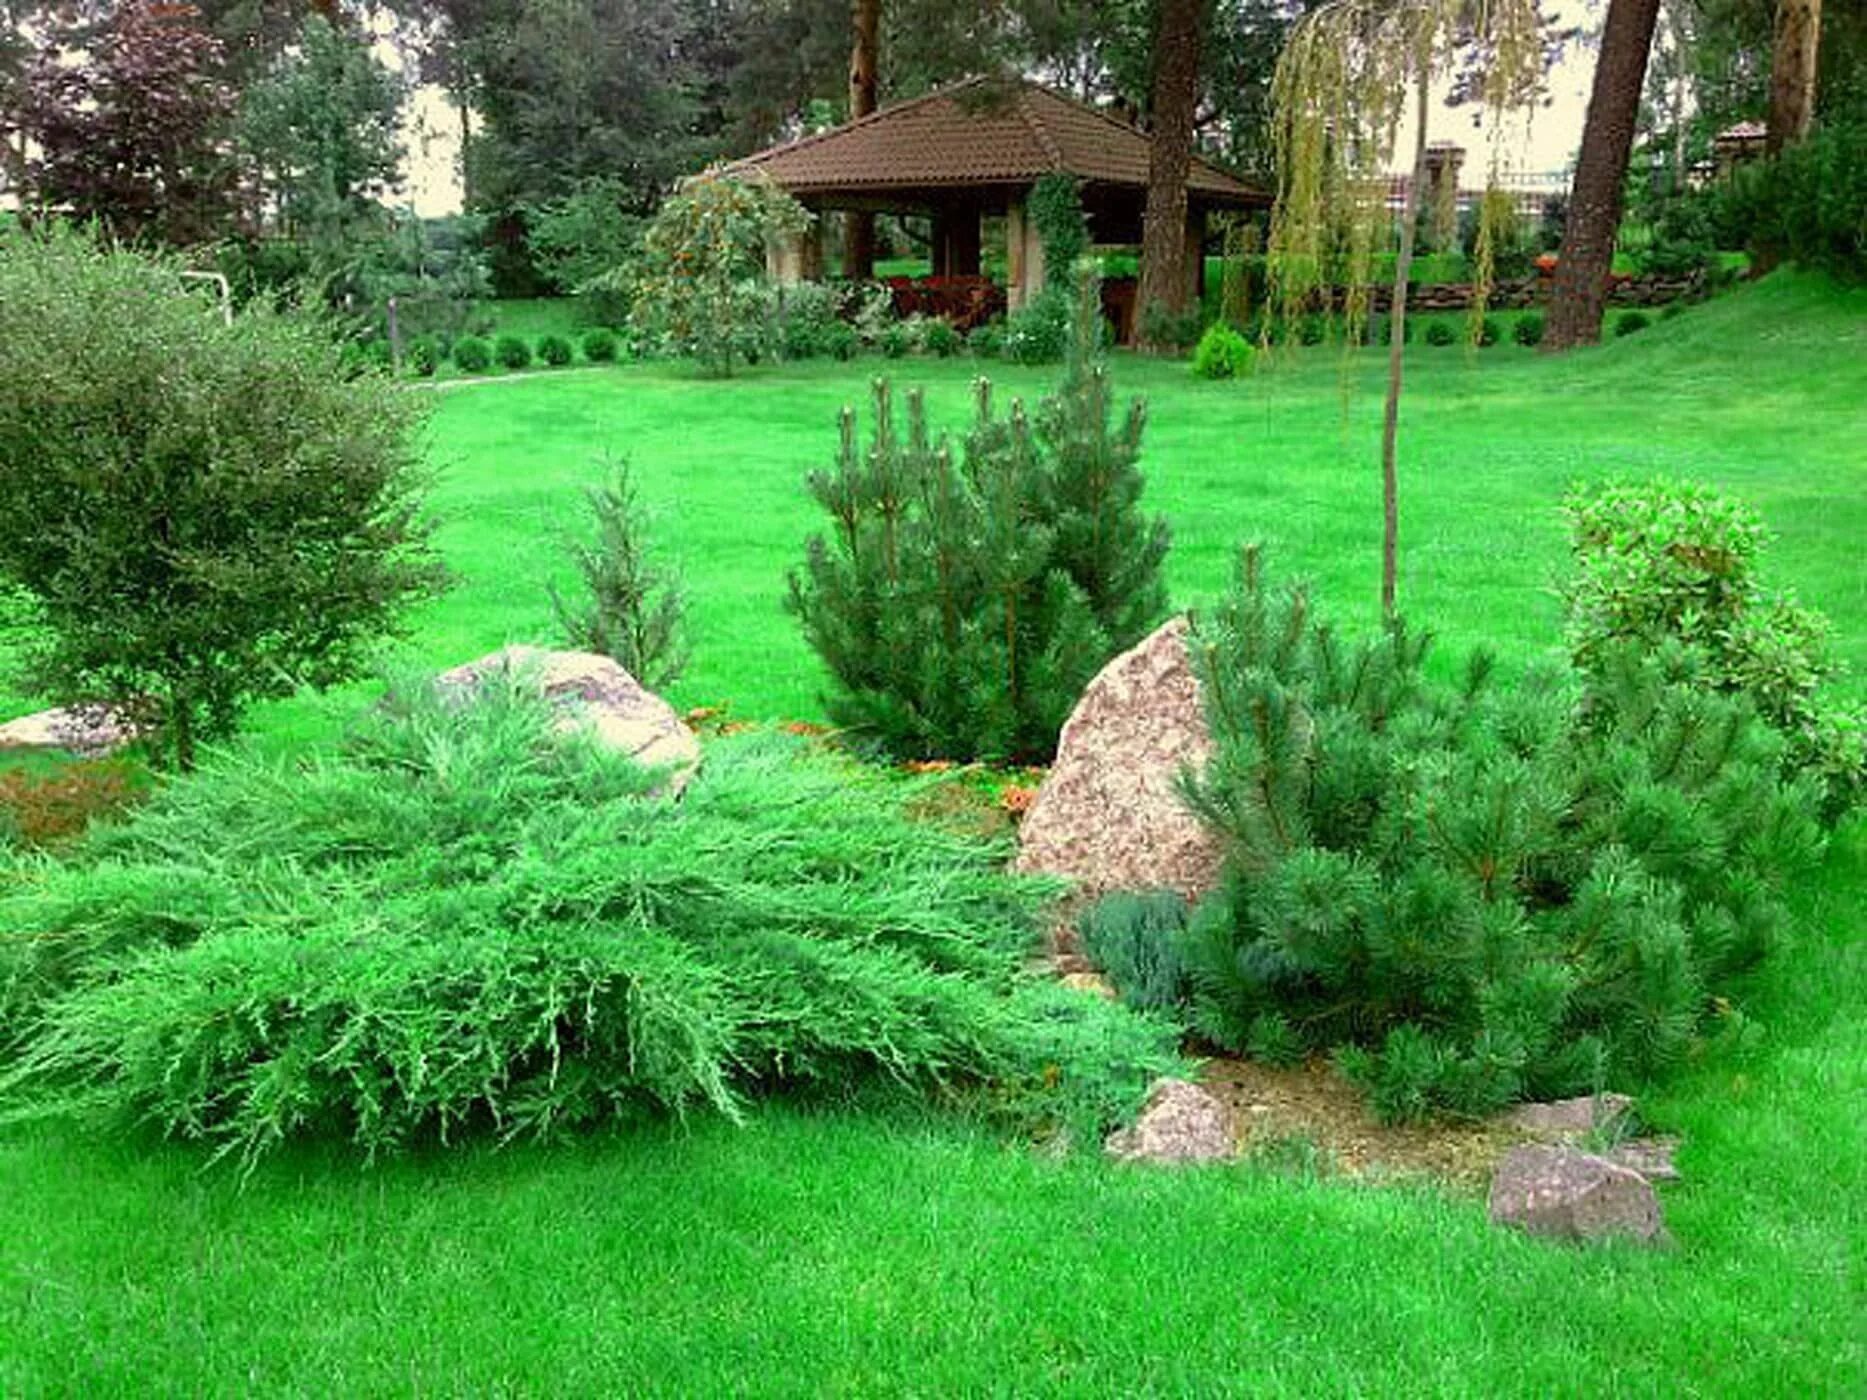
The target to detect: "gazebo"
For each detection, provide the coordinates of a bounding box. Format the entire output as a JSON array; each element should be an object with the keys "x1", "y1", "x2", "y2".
[{"x1": 725, "y1": 75, "x2": 1267, "y2": 322}]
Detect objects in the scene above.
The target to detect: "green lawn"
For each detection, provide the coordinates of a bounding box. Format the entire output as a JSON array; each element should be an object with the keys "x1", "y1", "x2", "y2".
[{"x1": 2, "y1": 272, "x2": 1864, "y2": 1394}]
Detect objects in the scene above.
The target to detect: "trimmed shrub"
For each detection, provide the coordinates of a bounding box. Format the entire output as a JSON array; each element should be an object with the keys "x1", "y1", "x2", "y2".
[
  {"x1": 1512, "y1": 312, "x2": 1546, "y2": 347},
  {"x1": 537, "y1": 333, "x2": 574, "y2": 367},
  {"x1": 581, "y1": 327, "x2": 619, "y2": 363},
  {"x1": 1614, "y1": 310, "x2": 1651, "y2": 338},
  {"x1": 1192, "y1": 323, "x2": 1254, "y2": 380},
  {"x1": 1079, "y1": 891, "x2": 1192, "y2": 1013},
  {"x1": 549, "y1": 461, "x2": 689, "y2": 691},
  {"x1": 921, "y1": 318, "x2": 962, "y2": 358},
  {"x1": 789, "y1": 270, "x2": 1170, "y2": 764},
  {"x1": 1562, "y1": 479, "x2": 1864, "y2": 819},
  {"x1": 453, "y1": 335, "x2": 491, "y2": 372},
  {"x1": 1472, "y1": 314, "x2": 1502, "y2": 347},
  {"x1": 0, "y1": 681, "x2": 1181, "y2": 1162},
  {"x1": 1179, "y1": 545, "x2": 1824, "y2": 1123},
  {"x1": 405, "y1": 335, "x2": 440, "y2": 377},
  {"x1": 494, "y1": 333, "x2": 533, "y2": 369},
  {"x1": 1423, "y1": 319, "x2": 1457, "y2": 346}
]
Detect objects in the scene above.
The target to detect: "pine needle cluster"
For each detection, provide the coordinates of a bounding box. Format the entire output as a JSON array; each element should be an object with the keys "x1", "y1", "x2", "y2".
[
  {"x1": 1173, "y1": 547, "x2": 1824, "y2": 1122},
  {"x1": 0, "y1": 678, "x2": 1179, "y2": 1165},
  {"x1": 788, "y1": 269, "x2": 1170, "y2": 763}
]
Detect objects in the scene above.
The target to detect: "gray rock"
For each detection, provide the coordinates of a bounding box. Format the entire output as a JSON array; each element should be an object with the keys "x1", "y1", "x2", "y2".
[
  {"x1": 1105, "y1": 1079, "x2": 1237, "y2": 1166},
  {"x1": 1507, "y1": 1093, "x2": 1635, "y2": 1140},
  {"x1": 1015, "y1": 618, "x2": 1221, "y2": 904},
  {"x1": 1488, "y1": 1144, "x2": 1668, "y2": 1245},
  {"x1": 434, "y1": 647, "x2": 700, "y2": 790},
  {"x1": 0, "y1": 704, "x2": 138, "y2": 758},
  {"x1": 1607, "y1": 1136, "x2": 1682, "y2": 1183}
]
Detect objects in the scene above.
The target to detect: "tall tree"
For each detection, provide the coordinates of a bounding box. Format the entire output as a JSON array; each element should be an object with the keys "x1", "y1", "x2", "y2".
[
  {"x1": 1545, "y1": 0, "x2": 1663, "y2": 351},
  {"x1": 1766, "y1": 0, "x2": 1821, "y2": 152},
  {"x1": 1136, "y1": 0, "x2": 1207, "y2": 349},
  {"x1": 842, "y1": 0, "x2": 881, "y2": 279}
]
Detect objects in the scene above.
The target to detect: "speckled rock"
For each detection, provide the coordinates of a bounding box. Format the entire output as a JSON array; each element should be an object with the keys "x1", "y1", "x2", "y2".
[
  {"x1": 1015, "y1": 618, "x2": 1220, "y2": 903},
  {"x1": 0, "y1": 704, "x2": 138, "y2": 757},
  {"x1": 1488, "y1": 1145, "x2": 1668, "y2": 1245},
  {"x1": 1105, "y1": 1079, "x2": 1237, "y2": 1165},
  {"x1": 435, "y1": 647, "x2": 699, "y2": 789},
  {"x1": 1506, "y1": 1093, "x2": 1635, "y2": 1140}
]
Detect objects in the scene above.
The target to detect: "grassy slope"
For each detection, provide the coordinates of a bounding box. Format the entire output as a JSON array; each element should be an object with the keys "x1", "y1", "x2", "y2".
[{"x1": 1, "y1": 273, "x2": 1863, "y2": 1394}]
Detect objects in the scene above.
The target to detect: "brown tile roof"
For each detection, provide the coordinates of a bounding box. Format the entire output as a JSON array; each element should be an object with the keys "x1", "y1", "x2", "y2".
[{"x1": 725, "y1": 76, "x2": 1266, "y2": 205}]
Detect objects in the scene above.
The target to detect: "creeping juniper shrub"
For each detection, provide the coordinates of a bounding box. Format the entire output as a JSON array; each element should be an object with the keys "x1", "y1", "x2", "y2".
[
  {"x1": 494, "y1": 333, "x2": 533, "y2": 369},
  {"x1": 452, "y1": 334, "x2": 491, "y2": 371},
  {"x1": 0, "y1": 679, "x2": 1180, "y2": 1163},
  {"x1": 1177, "y1": 546, "x2": 1823, "y2": 1122},
  {"x1": 1078, "y1": 891, "x2": 1193, "y2": 1012},
  {"x1": 788, "y1": 268, "x2": 1170, "y2": 763},
  {"x1": 1192, "y1": 323, "x2": 1254, "y2": 380},
  {"x1": 537, "y1": 333, "x2": 574, "y2": 367},
  {"x1": 580, "y1": 327, "x2": 619, "y2": 362}
]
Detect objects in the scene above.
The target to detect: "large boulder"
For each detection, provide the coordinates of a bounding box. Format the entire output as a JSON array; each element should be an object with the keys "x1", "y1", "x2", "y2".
[
  {"x1": 0, "y1": 704, "x2": 137, "y2": 758},
  {"x1": 1015, "y1": 618, "x2": 1221, "y2": 904},
  {"x1": 1488, "y1": 1144, "x2": 1668, "y2": 1245},
  {"x1": 434, "y1": 647, "x2": 699, "y2": 788},
  {"x1": 1106, "y1": 1078, "x2": 1237, "y2": 1165}
]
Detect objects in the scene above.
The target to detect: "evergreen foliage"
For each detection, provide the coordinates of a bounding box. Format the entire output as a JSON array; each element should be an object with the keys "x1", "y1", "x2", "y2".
[
  {"x1": 1561, "y1": 479, "x2": 1864, "y2": 819},
  {"x1": 1027, "y1": 174, "x2": 1089, "y2": 289},
  {"x1": 1078, "y1": 891, "x2": 1193, "y2": 1013},
  {"x1": 0, "y1": 679, "x2": 1180, "y2": 1165},
  {"x1": 1177, "y1": 546, "x2": 1824, "y2": 1122},
  {"x1": 1192, "y1": 323, "x2": 1255, "y2": 379},
  {"x1": 549, "y1": 462, "x2": 690, "y2": 691},
  {"x1": 788, "y1": 271, "x2": 1170, "y2": 763}
]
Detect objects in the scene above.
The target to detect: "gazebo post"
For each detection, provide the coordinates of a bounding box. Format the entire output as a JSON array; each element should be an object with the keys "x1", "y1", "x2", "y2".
[
  {"x1": 766, "y1": 217, "x2": 824, "y2": 285},
  {"x1": 931, "y1": 203, "x2": 983, "y2": 279},
  {"x1": 1006, "y1": 194, "x2": 1046, "y2": 309}
]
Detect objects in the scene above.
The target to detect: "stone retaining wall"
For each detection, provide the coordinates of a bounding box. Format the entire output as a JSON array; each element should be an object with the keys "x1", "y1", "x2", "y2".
[{"x1": 1346, "y1": 271, "x2": 1706, "y2": 315}]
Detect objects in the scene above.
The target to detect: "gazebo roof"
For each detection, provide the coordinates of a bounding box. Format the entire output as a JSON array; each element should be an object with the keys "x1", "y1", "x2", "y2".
[{"x1": 726, "y1": 75, "x2": 1266, "y2": 207}]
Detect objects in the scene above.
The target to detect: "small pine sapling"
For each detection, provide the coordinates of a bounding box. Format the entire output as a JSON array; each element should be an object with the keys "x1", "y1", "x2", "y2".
[{"x1": 549, "y1": 462, "x2": 689, "y2": 691}]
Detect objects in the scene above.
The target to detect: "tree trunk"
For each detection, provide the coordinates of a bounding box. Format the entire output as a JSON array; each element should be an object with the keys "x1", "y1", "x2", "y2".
[
  {"x1": 1545, "y1": 0, "x2": 1663, "y2": 351},
  {"x1": 1380, "y1": 65, "x2": 1432, "y2": 621},
  {"x1": 1767, "y1": 0, "x2": 1821, "y2": 155},
  {"x1": 1136, "y1": 0, "x2": 1205, "y2": 351},
  {"x1": 842, "y1": 0, "x2": 880, "y2": 280}
]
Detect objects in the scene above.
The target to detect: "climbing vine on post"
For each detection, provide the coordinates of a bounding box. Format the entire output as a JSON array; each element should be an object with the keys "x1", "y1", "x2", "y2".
[{"x1": 1264, "y1": 0, "x2": 1546, "y2": 617}]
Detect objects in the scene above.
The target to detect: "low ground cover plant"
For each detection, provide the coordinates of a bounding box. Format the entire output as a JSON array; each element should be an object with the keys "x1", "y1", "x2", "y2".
[
  {"x1": 1098, "y1": 546, "x2": 1825, "y2": 1123},
  {"x1": 789, "y1": 272, "x2": 1169, "y2": 763},
  {"x1": 0, "y1": 679, "x2": 1178, "y2": 1164}
]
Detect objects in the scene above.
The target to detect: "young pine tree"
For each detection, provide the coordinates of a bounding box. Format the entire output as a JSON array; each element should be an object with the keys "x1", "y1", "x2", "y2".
[{"x1": 549, "y1": 462, "x2": 689, "y2": 691}]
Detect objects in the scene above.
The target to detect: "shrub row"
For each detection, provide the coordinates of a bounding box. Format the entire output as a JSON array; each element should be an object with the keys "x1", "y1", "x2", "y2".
[{"x1": 436, "y1": 327, "x2": 623, "y2": 376}]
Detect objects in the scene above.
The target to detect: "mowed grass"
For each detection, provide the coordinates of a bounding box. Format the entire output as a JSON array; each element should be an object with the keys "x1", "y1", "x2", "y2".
[{"x1": 1, "y1": 272, "x2": 1864, "y2": 1394}]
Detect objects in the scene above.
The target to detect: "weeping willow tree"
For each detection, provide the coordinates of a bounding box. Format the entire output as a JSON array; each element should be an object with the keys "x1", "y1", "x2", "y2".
[{"x1": 1265, "y1": 0, "x2": 1546, "y2": 617}]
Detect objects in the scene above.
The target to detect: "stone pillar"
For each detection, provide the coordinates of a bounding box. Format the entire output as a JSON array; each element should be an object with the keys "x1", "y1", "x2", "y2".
[{"x1": 1006, "y1": 195, "x2": 1046, "y2": 309}]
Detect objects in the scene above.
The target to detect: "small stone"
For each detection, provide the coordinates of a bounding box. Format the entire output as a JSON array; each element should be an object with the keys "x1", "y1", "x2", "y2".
[
  {"x1": 1507, "y1": 1093, "x2": 1635, "y2": 1140},
  {"x1": 1488, "y1": 1144, "x2": 1668, "y2": 1245},
  {"x1": 1105, "y1": 1079, "x2": 1237, "y2": 1166},
  {"x1": 1607, "y1": 1136, "x2": 1682, "y2": 1183}
]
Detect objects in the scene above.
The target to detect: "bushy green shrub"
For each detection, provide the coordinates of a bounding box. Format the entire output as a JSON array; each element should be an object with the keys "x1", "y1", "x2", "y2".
[
  {"x1": 0, "y1": 681, "x2": 1180, "y2": 1163},
  {"x1": 776, "y1": 282, "x2": 846, "y2": 361},
  {"x1": 495, "y1": 333, "x2": 533, "y2": 369},
  {"x1": 453, "y1": 334, "x2": 491, "y2": 372},
  {"x1": 1139, "y1": 299, "x2": 1203, "y2": 354},
  {"x1": 1472, "y1": 314, "x2": 1502, "y2": 347},
  {"x1": 1297, "y1": 315, "x2": 1326, "y2": 346},
  {"x1": 1712, "y1": 111, "x2": 1866, "y2": 280},
  {"x1": 1423, "y1": 319, "x2": 1457, "y2": 346},
  {"x1": 0, "y1": 227, "x2": 447, "y2": 770},
  {"x1": 1191, "y1": 323, "x2": 1254, "y2": 380},
  {"x1": 537, "y1": 333, "x2": 574, "y2": 367},
  {"x1": 1079, "y1": 891, "x2": 1192, "y2": 1013},
  {"x1": 921, "y1": 318, "x2": 962, "y2": 358},
  {"x1": 1002, "y1": 290, "x2": 1072, "y2": 365},
  {"x1": 1177, "y1": 546, "x2": 1823, "y2": 1123},
  {"x1": 1512, "y1": 312, "x2": 1546, "y2": 346},
  {"x1": 879, "y1": 322, "x2": 913, "y2": 358},
  {"x1": 581, "y1": 327, "x2": 619, "y2": 363},
  {"x1": 548, "y1": 462, "x2": 689, "y2": 690},
  {"x1": 1614, "y1": 310, "x2": 1651, "y2": 338},
  {"x1": 1561, "y1": 479, "x2": 1864, "y2": 818},
  {"x1": 967, "y1": 321, "x2": 1006, "y2": 358},
  {"x1": 820, "y1": 321, "x2": 860, "y2": 361},
  {"x1": 405, "y1": 335, "x2": 440, "y2": 377},
  {"x1": 789, "y1": 271, "x2": 1170, "y2": 764}
]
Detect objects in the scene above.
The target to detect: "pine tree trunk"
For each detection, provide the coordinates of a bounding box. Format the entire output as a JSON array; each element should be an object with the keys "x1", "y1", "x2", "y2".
[
  {"x1": 1767, "y1": 0, "x2": 1821, "y2": 155},
  {"x1": 842, "y1": 0, "x2": 880, "y2": 281},
  {"x1": 1136, "y1": 0, "x2": 1204, "y2": 351},
  {"x1": 1380, "y1": 67, "x2": 1432, "y2": 621},
  {"x1": 1545, "y1": 0, "x2": 1663, "y2": 351}
]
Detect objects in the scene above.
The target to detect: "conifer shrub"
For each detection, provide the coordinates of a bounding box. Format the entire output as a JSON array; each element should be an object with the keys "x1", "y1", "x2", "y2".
[
  {"x1": 1192, "y1": 323, "x2": 1254, "y2": 380},
  {"x1": 549, "y1": 461, "x2": 690, "y2": 691},
  {"x1": 537, "y1": 333, "x2": 574, "y2": 367},
  {"x1": 453, "y1": 334, "x2": 491, "y2": 371},
  {"x1": 1175, "y1": 546, "x2": 1824, "y2": 1122},
  {"x1": 495, "y1": 333, "x2": 533, "y2": 369},
  {"x1": 788, "y1": 271, "x2": 1170, "y2": 763},
  {"x1": 1562, "y1": 479, "x2": 1864, "y2": 819},
  {"x1": 1078, "y1": 891, "x2": 1193, "y2": 1012},
  {"x1": 581, "y1": 327, "x2": 619, "y2": 362},
  {"x1": 0, "y1": 679, "x2": 1180, "y2": 1164}
]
